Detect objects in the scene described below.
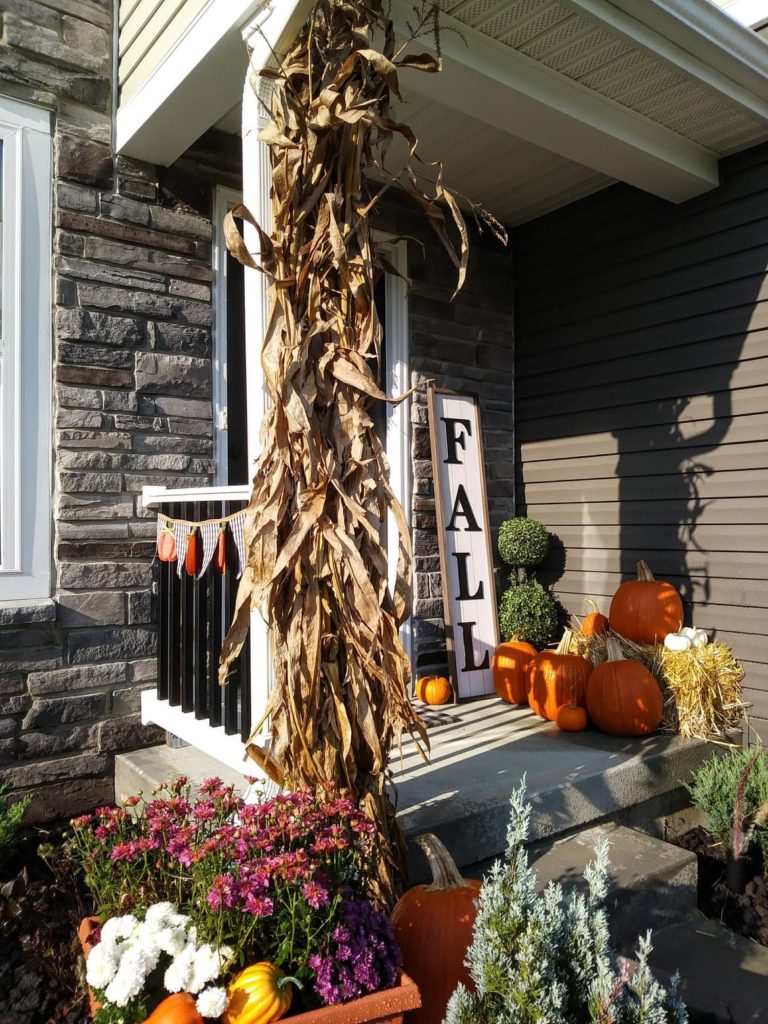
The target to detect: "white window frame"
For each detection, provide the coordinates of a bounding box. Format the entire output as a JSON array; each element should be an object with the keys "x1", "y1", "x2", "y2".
[
  {"x1": 212, "y1": 184, "x2": 243, "y2": 486},
  {"x1": 0, "y1": 96, "x2": 52, "y2": 602}
]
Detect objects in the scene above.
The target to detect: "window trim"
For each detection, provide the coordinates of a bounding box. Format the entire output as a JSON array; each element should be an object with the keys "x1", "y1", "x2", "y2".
[
  {"x1": 212, "y1": 184, "x2": 243, "y2": 487},
  {"x1": 0, "y1": 96, "x2": 52, "y2": 602}
]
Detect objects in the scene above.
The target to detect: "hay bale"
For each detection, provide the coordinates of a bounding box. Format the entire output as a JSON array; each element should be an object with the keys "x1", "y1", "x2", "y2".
[{"x1": 567, "y1": 624, "x2": 746, "y2": 741}]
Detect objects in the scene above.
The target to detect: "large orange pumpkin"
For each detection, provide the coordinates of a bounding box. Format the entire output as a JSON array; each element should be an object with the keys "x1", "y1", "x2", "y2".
[
  {"x1": 582, "y1": 599, "x2": 609, "y2": 637},
  {"x1": 144, "y1": 993, "x2": 203, "y2": 1024},
  {"x1": 492, "y1": 641, "x2": 536, "y2": 704},
  {"x1": 586, "y1": 637, "x2": 664, "y2": 737},
  {"x1": 529, "y1": 630, "x2": 591, "y2": 721},
  {"x1": 391, "y1": 834, "x2": 480, "y2": 1024},
  {"x1": 609, "y1": 561, "x2": 683, "y2": 645}
]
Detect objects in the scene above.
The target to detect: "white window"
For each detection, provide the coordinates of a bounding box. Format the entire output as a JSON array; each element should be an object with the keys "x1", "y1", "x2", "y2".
[{"x1": 0, "y1": 96, "x2": 52, "y2": 602}]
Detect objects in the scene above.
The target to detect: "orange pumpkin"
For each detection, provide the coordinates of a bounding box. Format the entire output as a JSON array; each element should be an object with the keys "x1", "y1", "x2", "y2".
[
  {"x1": 184, "y1": 529, "x2": 200, "y2": 576},
  {"x1": 214, "y1": 526, "x2": 228, "y2": 575},
  {"x1": 586, "y1": 637, "x2": 664, "y2": 737},
  {"x1": 418, "y1": 675, "x2": 452, "y2": 705},
  {"x1": 392, "y1": 834, "x2": 480, "y2": 1024},
  {"x1": 582, "y1": 599, "x2": 609, "y2": 637},
  {"x1": 529, "y1": 630, "x2": 591, "y2": 721},
  {"x1": 492, "y1": 641, "x2": 536, "y2": 704},
  {"x1": 157, "y1": 528, "x2": 177, "y2": 563},
  {"x1": 609, "y1": 561, "x2": 683, "y2": 645},
  {"x1": 144, "y1": 993, "x2": 203, "y2": 1024},
  {"x1": 555, "y1": 702, "x2": 589, "y2": 732}
]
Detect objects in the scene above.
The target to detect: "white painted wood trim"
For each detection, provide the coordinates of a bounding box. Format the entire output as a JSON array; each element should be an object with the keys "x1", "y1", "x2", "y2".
[
  {"x1": 141, "y1": 484, "x2": 251, "y2": 510},
  {"x1": 212, "y1": 185, "x2": 244, "y2": 486},
  {"x1": 389, "y1": 0, "x2": 720, "y2": 203},
  {"x1": 0, "y1": 96, "x2": 52, "y2": 601}
]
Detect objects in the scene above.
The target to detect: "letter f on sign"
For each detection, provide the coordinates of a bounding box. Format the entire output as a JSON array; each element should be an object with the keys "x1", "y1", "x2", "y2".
[{"x1": 441, "y1": 417, "x2": 472, "y2": 465}]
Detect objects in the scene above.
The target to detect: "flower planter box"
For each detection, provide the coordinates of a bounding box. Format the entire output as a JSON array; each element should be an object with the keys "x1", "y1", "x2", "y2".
[
  {"x1": 78, "y1": 916, "x2": 103, "y2": 1017},
  {"x1": 287, "y1": 973, "x2": 420, "y2": 1024}
]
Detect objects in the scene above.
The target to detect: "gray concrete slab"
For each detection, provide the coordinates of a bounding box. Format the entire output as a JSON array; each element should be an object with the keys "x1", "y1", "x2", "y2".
[
  {"x1": 115, "y1": 744, "x2": 252, "y2": 800},
  {"x1": 394, "y1": 697, "x2": 714, "y2": 873}
]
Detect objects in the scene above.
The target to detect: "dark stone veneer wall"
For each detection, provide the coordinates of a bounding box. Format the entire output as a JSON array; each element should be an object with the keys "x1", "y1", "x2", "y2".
[
  {"x1": 0, "y1": 0, "x2": 240, "y2": 819},
  {"x1": 0, "y1": 0, "x2": 515, "y2": 819}
]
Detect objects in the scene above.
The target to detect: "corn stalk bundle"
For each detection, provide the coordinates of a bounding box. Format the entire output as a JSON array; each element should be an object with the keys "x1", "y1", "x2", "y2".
[
  {"x1": 568, "y1": 623, "x2": 746, "y2": 741},
  {"x1": 220, "y1": 0, "x2": 501, "y2": 901}
]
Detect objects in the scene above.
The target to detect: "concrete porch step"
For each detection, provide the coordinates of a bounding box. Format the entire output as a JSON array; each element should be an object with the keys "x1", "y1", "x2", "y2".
[{"x1": 115, "y1": 743, "x2": 254, "y2": 800}]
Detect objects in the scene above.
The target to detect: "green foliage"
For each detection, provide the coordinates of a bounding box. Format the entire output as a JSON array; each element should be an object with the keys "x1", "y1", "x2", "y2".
[
  {"x1": 497, "y1": 517, "x2": 550, "y2": 569},
  {"x1": 445, "y1": 781, "x2": 688, "y2": 1024},
  {"x1": 687, "y1": 747, "x2": 768, "y2": 859},
  {"x1": 0, "y1": 782, "x2": 31, "y2": 867},
  {"x1": 499, "y1": 580, "x2": 558, "y2": 648}
]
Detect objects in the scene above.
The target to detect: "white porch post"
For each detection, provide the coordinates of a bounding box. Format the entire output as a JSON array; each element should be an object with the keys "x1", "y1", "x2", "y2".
[{"x1": 241, "y1": 31, "x2": 275, "y2": 724}]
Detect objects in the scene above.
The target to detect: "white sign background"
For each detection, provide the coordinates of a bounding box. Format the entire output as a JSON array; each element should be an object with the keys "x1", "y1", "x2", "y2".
[{"x1": 428, "y1": 390, "x2": 499, "y2": 699}]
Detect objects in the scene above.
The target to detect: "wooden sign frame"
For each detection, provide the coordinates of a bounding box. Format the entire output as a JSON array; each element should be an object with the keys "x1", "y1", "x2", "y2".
[{"x1": 427, "y1": 386, "x2": 499, "y2": 701}]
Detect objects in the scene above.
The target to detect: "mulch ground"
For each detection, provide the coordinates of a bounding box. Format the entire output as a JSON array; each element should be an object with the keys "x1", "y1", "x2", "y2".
[
  {"x1": 0, "y1": 821, "x2": 90, "y2": 1024},
  {"x1": 675, "y1": 826, "x2": 768, "y2": 947}
]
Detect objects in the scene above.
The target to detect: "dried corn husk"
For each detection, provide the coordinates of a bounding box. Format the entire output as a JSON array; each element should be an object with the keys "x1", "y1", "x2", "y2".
[{"x1": 567, "y1": 626, "x2": 746, "y2": 741}]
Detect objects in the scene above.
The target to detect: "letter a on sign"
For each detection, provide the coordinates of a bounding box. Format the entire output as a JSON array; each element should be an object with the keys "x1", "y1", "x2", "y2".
[{"x1": 427, "y1": 387, "x2": 499, "y2": 699}]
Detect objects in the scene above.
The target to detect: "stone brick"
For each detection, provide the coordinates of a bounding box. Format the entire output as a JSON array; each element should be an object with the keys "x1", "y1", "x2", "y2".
[
  {"x1": 17, "y1": 725, "x2": 97, "y2": 760},
  {"x1": 111, "y1": 686, "x2": 146, "y2": 714},
  {"x1": 2, "y1": 751, "x2": 110, "y2": 789},
  {"x1": 0, "y1": 718, "x2": 17, "y2": 738},
  {"x1": 115, "y1": 155, "x2": 155, "y2": 182},
  {"x1": 118, "y1": 177, "x2": 157, "y2": 201},
  {"x1": 150, "y1": 205, "x2": 212, "y2": 240},
  {"x1": 413, "y1": 529, "x2": 439, "y2": 556},
  {"x1": 137, "y1": 395, "x2": 211, "y2": 419},
  {"x1": 57, "y1": 255, "x2": 165, "y2": 294},
  {"x1": 76, "y1": 281, "x2": 212, "y2": 327},
  {"x1": 56, "y1": 365, "x2": 134, "y2": 388},
  {"x1": 57, "y1": 181, "x2": 98, "y2": 214},
  {"x1": 168, "y1": 278, "x2": 211, "y2": 301},
  {"x1": 57, "y1": 98, "x2": 112, "y2": 143},
  {"x1": 0, "y1": 650, "x2": 64, "y2": 673},
  {"x1": 56, "y1": 408, "x2": 105, "y2": 429},
  {"x1": 58, "y1": 429, "x2": 132, "y2": 450},
  {"x1": 58, "y1": 470, "x2": 122, "y2": 493},
  {"x1": 57, "y1": 591, "x2": 126, "y2": 628},
  {"x1": 102, "y1": 389, "x2": 138, "y2": 412},
  {"x1": 59, "y1": 521, "x2": 130, "y2": 540},
  {"x1": 19, "y1": 777, "x2": 114, "y2": 824},
  {"x1": 58, "y1": 343, "x2": 135, "y2": 368},
  {"x1": 0, "y1": 695, "x2": 33, "y2": 716},
  {"x1": 58, "y1": 562, "x2": 152, "y2": 590},
  {"x1": 28, "y1": 662, "x2": 127, "y2": 696},
  {"x1": 129, "y1": 659, "x2": 156, "y2": 683},
  {"x1": 57, "y1": 384, "x2": 102, "y2": 410},
  {"x1": 0, "y1": 677, "x2": 24, "y2": 697},
  {"x1": 58, "y1": 539, "x2": 154, "y2": 561},
  {"x1": 56, "y1": 133, "x2": 113, "y2": 188},
  {"x1": 151, "y1": 322, "x2": 211, "y2": 355},
  {"x1": 22, "y1": 695, "x2": 107, "y2": 730},
  {"x1": 0, "y1": 600, "x2": 56, "y2": 627},
  {"x1": 413, "y1": 597, "x2": 443, "y2": 619},
  {"x1": 134, "y1": 433, "x2": 213, "y2": 456},
  {"x1": 68, "y1": 627, "x2": 157, "y2": 665},
  {"x1": 100, "y1": 193, "x2": 151, "y2": 227},
  {"x1": 0, "y1": 740, "x2": 16, "y2": 764},
  {"x1": 0, "y1": 626, "x2": 57, "y2": 650},
  {"x1": 81, "y1": 237, "x2": 211, "y2": 282},
  {"x1": 128, "y1": 590, "x2": 153, "y2": 624},
  {"x1": 135, "y1": 352, "x2": 211, "y2": 398},
  {"x1": 0, "y1": 49, "x2": 110, "y2": 111},
  {"x1": 56, "y1": 276, "x2": 77, "y2": 306},
  {"x1": 97, "y1": 714, "x2": 162, "y2": 754},
  {"x1": 57, "y1": 493, "x2": 133, "y2": 520}
]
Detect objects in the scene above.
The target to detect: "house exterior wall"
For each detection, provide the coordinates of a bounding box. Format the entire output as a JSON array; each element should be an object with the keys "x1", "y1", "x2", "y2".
[
  {"x1": 118, "y1": 0, "x2": 210, "y2": 105},
  {"x1": 0, "y1": 0, "x2": 241, "y2": 819},
  {"x1": 514, "y1": 142, "x2": 768, "y2": 739}
]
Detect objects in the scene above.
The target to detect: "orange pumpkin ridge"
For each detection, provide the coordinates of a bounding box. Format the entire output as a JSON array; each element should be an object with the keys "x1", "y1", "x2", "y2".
[
  {"x1": 420, "y1": 675, "x2": 452, "y2": 706},
  {"x1": 556, "y1": 702, "x2": 589, "y2": 732},
  {"x1": 528, "y1": 629, "x2": 591, "y2": 721},
  {"x1": 144, "y1": 992, "x2": 203, "y2": 1024},
  {"x1": 492, "y1": 641, "x2": 536, "y2": 704},
  {"x1": 609, "y1": 560, "x2": 683, "y2": 645},
  {"x1": 391, "y1": 834, "x2": 481, "y2": 1024},
  {"x1": 586, "y1": 636, "x2": 664, "y2": 737}
]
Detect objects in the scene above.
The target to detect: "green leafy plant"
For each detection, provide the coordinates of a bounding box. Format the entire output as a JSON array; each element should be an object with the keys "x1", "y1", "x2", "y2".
[
  {"x1": 0, "y1": 782, "x2": 31, "y2": 868},
  {"x1": 498, "y1": 517, "x2": 550, "y2": 571},
  {"x1": 446, "y1": 781, "x2": 687, "y2": 1024},
  {"x1": 499, "y1": 579, "x2": 558, "y2": 649},
  {"x1": 688, "y1": 747, "x2": 768, "y2": 862}
]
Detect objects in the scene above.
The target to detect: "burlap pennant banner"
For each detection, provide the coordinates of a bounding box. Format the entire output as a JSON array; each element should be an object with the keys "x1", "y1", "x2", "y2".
[
  {"x1": 229, "y1": 512, "x2": 246, "y2": 579},
  {"x1": 153, "y1": 510, "x2": 247, "y2": 578},
  {"x1": 198, "y1": 520, "x2": 220, "y2": 579}
]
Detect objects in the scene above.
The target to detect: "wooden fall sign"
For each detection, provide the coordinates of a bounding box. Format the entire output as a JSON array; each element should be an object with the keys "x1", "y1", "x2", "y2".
[{"x1": 427, "y1": 387, "x2": 499, "y2": 699}]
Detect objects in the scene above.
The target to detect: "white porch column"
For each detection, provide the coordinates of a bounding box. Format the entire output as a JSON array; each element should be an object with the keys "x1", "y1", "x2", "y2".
[{"x1": 241, "y1": 31, "x2": 275, "y2": 722}]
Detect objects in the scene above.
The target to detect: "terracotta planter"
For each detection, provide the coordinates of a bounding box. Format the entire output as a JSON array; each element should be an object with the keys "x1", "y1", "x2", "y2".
[
  {"x1": 286, "y1": 973, "x2": 420, "y2": 1024},
  {"x1": 78, "y1": 916, "x2": 103, "y2": 1017}
]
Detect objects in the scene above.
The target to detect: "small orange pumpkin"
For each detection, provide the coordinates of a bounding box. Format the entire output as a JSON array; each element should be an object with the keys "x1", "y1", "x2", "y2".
[
  {"x1": 157, "y1": 528, "x2": 177, "y2": 563},
  {"x1": 581, "y1": 599, "x2": 609, "y2": 637},
  {"x1": 145, "y1": 992, "x2": 203, "y2": 1024},
  {"x1": 492, "y1": 641, "x2": 536, "y2": 704},
  {"x1": 586, "y1": 637, "x2": 664, "y2": 737},
  {"x1": 392, "y1": 834, "x2": 480, "y2": 1024},
  {"x1": 609, "y1": 561, "x2": 683, "y2": 645},
  {"x1": 214, "y1": 526, "x2": 228, "y2": 575},
  {"x1": 184, "y1": 528, "x2": 200, "y2": 576},
  {"x1": 556, "y1": 702, "x2": 589, "y2": 732},
  {"x1": 529, "y1": 630, "x2": 591, "y2": 722},
  {"x1": 418, "y1": 675, "x2": 452, "y2": 706}
]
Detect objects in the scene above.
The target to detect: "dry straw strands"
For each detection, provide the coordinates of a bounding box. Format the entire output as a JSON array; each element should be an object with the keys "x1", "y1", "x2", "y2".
[
  {"x1": 568, "y1": 621, "x2": 746, "y2": 741},
  {"x1": 218, "y1": 0, "x2": 503, "y2": 901}
]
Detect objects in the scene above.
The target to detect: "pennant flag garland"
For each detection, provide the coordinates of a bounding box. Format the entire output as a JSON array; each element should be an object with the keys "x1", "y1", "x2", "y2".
[{"x1": 155, "y1": 510, "x2": 247, "y2": 579}]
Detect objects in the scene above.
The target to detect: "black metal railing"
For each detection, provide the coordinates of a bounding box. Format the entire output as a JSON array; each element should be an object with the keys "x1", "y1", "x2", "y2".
[{"x1": 155, "y1": 498, "x2": 252, "y2": 742}]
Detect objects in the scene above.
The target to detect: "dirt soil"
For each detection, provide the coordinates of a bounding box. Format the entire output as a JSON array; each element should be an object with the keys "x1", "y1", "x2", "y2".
[
  {"x1": 0, "y1": 821, "x2": 90, "y2": 1024},
  {"x1": 675, "y1": 826, "x2": 768, "y2": 947}
]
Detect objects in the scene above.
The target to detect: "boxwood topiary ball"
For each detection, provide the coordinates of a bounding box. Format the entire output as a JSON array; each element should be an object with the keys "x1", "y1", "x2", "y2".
[
  {"x1": 497, "y1": 517, "x2": 550, "y2": 568},
  {"x1": 499, "y1": 581, "x2": 558, "y2": 649}
]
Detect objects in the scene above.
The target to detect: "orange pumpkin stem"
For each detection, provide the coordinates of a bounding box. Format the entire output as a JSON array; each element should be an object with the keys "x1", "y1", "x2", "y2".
[
  {"x1": 415, "y1": 833, "x2": 471, "y2": 891},
  {"x1": 556, "y1": 629, "x2": 574, "y2": 656},
  {"x1": 605, "y1": 636, "x2": 625, "y2": 662},
  {"x1": 636, "y1": 560, "x2": 655, "y2": 582}
]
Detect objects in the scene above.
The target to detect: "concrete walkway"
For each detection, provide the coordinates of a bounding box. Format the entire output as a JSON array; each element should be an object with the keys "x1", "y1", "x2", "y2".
[{"x1": 393, "y1": 697, "x2": 714, "y2": 871}]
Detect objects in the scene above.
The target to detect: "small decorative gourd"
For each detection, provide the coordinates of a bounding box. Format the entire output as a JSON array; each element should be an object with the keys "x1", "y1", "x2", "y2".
[
  {"x1": 663, "y1": 631, "x2": 692, "y2": 652},
  {"x1": 609, "y1": 561, "x2": 683, "y2": 644},
  {"x1": 492, "y1": 641, "x2": 536, "y2": 704},
  {"x1": 682, "y1": 626, "x2": 708, "y2": 648},
  {"x1": 214, "y1": 525, "x2": 228, "y2": 575},
  {"x1": 223, "y1": 962, "x2": 297, "y2": 1024},
  {"x1": 581, "y1": 599, "x2": 609, "y2": 637},
  {"x1": 156, "y1": 528, "x2": 177, "y2": 563},
  {"x1": 586, "y1": 637, "x2": 664, "y2": 737},
  {"x1": 184, "y1": 528, "x2": 201, "y2": 576},
  {"x1": 145, "y1": 993, "x2": 203, "y2": 1024},
  {"x1": 392, "y1": 833, "x2": 481, "y2": 1024},
  {"x1": 415, "y1": 675, "x2": 452, "y2": 706},
  {"x1": 529, "y1": 630, "x2": 591, "y2": 721}
]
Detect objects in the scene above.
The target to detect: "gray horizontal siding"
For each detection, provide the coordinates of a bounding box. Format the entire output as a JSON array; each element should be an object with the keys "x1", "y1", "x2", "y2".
[{"x1": 514, "y1": 142, "x2": 768, "y2": 737}]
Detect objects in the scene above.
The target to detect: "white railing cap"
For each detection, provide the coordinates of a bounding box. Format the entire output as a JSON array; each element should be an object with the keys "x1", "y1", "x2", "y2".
[{"x1": 141, "y1": 484, "x2": 252, "y2": 510}]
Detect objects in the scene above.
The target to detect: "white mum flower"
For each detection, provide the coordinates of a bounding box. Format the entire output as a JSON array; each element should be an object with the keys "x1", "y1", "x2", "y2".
[
  {"x1": 188, "y1": 943, "x2": 227, "y2": 992},
  {"x1": 153, "y1": 924, "x2": 189, "y2": 957},
  {"x1": 196, "y1": 986, "x2": 229, "y2": 1018},
  {"x1": 104, "y1": 960, "x2": 145, "y2": 1007},
  {"x1": 85, "y1": 942, "x2": 119, "y2": 989},
  {"x1": 101, "y1": 913, "x2": 139, "y2": 946},
  {"x1": 164, "y1": 942, "x2": 196, "y2": 993}
]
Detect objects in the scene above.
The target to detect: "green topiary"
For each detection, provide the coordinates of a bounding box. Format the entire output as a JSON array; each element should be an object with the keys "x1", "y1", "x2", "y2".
[
  {"x1": 499, "y1": 580, "x2": 558, "y2": 649},
  {"x1": 498, "y1": 517, "x2": 550, "y2": 569}
]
